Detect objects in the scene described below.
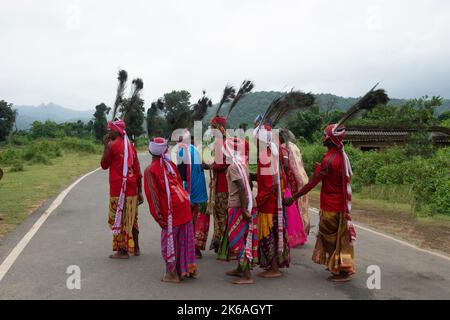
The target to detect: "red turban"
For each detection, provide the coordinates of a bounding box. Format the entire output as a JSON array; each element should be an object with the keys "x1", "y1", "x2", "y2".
[
  {"x1": 210, "y1": 116, "x2": 227, "y2": 127},
  {"x1": 324, "y1": 124, "x2": 345, "y2": 149},
  {"x1": 108, "y1": 119, "x2": 126, "y2": 136}
]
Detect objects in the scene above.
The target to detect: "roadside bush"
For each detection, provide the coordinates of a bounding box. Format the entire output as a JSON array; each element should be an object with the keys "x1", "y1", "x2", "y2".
[
  {"x1": 21, "y1": 141, "x2": 61, "y2": 164},
  {"x1": 297, "y1": 141, "x2": 326, "y2": 176},
  {"x1": 7, "y1": 134, "x2": 29, "y2": 146},
  {"x1": 375, "y1": 163, "x2": 405, "y2": 185},
  {"x1": 58, "y1": 137, "x2": 98, "y2": 154},
  {"x1": 10, "y1": 160, "x2": 25, "y2": 172},
  {"x1": 0, "y1": 148, "x2": 22, "y2": 165}
]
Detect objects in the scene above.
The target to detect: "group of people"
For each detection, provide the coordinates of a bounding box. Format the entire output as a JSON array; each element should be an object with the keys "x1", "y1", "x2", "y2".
[{"x1": 101, "y1": 114, "x2": 356, "y2": 284}]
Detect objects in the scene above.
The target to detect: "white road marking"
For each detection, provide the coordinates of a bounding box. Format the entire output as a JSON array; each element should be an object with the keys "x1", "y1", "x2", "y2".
[
  {"x1": 309, "y1": 207, "x2": 450, "y2": 262},
  {"x1": 0, "y1": 168, "x2": 101, "y2": 282}
]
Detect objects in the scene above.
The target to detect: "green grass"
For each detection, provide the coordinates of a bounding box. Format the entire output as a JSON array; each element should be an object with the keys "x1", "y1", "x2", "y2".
[{"x1": 0, "y1": 152, "x2": 101, "y2": 238}]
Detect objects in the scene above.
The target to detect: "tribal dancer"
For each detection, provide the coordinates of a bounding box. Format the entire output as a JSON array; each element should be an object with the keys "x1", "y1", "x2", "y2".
[
  {"x1": 279, "y1": 128, "x2": 309, "y2": 244},
  {"x1": 101, "y1": 119, "x2": 143, "y2": 259},
  {"x1": 177, "y1": 130, "x2": 209, "y2": 259},
  {"x1": 144, "y1": 137, "x2": 197, "y2": 283},
  {"x1": 285, "y1": 125, "x2": 356, "y2": 281},
  {"x1": 255, "y1": 124, "x2": 290, "y2": 278},
  {"x1": 223, "y1": 137, "x2": 258, "y2": 284}
]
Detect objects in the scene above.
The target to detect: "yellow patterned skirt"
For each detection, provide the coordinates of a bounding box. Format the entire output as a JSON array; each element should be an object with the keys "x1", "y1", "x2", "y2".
[
  {"x1": 312, "y1": 210, "x2": 355, "y2": 275},
  {"x1": 108, "y1": 196, "x2": 138, "y2": 254}
]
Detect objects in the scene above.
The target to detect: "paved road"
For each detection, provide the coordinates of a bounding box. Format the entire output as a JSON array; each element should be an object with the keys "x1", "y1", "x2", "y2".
[{"x1": 0, "y1": 154, "x2": 449, "y2": 299}]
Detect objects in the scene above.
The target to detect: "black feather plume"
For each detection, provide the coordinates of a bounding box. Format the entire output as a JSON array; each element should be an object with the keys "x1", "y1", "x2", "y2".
[
  {"x1": 259, "y1": 91, "x2": 315, "y2": 129},
  {"x1": 335, "y1": 83, "x2": 389, "y2": 129},
  {"x1": 123, "y1": 78, "x2": 144, "y2": 121},
  {"x1": 216, "y1": 85, "x2": 236, "y2": 116},
  {"x1": 226, "y1": 80, "x2": 254, "y2": 118},
  {"x1": 112, "y1": 69, "x2": 128, "y2": 120},
  {"x1": 192, "y1": 91, "x2": 213, "y2": 121}
]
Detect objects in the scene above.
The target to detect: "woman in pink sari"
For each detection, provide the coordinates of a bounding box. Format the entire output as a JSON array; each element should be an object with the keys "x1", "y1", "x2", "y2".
[{"x1": 280, "y1": 129, "x2": 309, "y2": 247}]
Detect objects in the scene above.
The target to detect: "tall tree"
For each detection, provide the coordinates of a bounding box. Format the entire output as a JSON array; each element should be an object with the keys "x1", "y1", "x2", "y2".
[
  {"x1": 162, "y1": 90, "x2": 192, "y2": 134},
  {"x1": 0, "y1": 100, "x2": 17, "y2": 141},
  {"x1": 120, "y1": 97, "x2": 145, "y2": 141},
  {"x1": 119, "y1": 78, "x2": 145, "y2": 141},
  {"x1": 147, "y1": 98, "x2": 165, "y2": 138},
  {"x1": 93, "y1": 103, "x2": 110, "y2": 141}
]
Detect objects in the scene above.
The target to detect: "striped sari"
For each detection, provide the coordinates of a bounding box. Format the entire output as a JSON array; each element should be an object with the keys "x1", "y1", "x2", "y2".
[
  {"x1": 225, "y1": 207, "x2": 259, "y2": 270},
  {"x1": 161, "y1": 221, "x2": 197, "y2": 278}
]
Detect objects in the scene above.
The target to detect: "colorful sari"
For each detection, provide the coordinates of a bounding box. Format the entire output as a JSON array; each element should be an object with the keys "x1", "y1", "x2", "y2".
[
  {"x1": 191, "y1": 202, "x2": 209, "y2": 251},
  {"x1": 312, "y1": 210, "x2": 355, "y2": 275},
  {"x1": 108, "y1": 196, "x2": 138, "y2": 254},
  {"x1": 282, "y1": 142, "x2": 310, "y2": 235},
  {"x1": 161, "y1": 221, "x2": 197, "y2": 277},
  {"x1": 285, "y1": 188, "x2": 307, "y2": 247},
  {"x1": 226, "y1": 207, "x2": 259, "y2": 270},
  {"x1": 212, "y1": 191, "x2": 229, "y2": 254},
  {"x1": 258, "y1": 211, "x2": 290, "y2": 269}
]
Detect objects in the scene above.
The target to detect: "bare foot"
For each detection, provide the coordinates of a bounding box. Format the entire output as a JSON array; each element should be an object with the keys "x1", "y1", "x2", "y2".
[
  {"x1": 226, "y1": 269, "x2": 243, "y2": 277},
  {"x1": 109, "y1": 252, "x2": 129, "y2": 259},
  {"x1": 232, "y1": 277, "x2": 254, "y2": 284},
  {"x1": 327, "y1": 274, "x2": 352, "y2": 282},
  {"x1": 162, "y1": 273, "x2": 181, "y2": 283},
  {"x1": 258, "y1": 270, "x2": 282, "y2": 278}
]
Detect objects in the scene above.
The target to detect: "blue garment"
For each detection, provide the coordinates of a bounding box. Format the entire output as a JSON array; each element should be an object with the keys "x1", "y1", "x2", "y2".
[{"x1": 178, "y1": 144, "x2": 208, "y2": 204}]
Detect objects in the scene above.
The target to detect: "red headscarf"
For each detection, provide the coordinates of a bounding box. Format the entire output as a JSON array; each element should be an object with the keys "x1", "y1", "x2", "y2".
[
  {"x1": 323, "y1": 124, "x2": 345, "y2": 150},
  {"x1": 210, "y1": 116, "x2": 227, "y2": 134},
  {"x1": 108, "y1": 119, "x2": 134, "y2": 169}
]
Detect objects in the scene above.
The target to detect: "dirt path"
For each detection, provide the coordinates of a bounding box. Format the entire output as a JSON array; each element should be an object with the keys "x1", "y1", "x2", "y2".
[{"x1": 309, "y1": 193, "x2": 450, "y2": 255}]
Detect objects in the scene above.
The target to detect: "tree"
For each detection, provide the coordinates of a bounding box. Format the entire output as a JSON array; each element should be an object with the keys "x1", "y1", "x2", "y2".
[
  {"x1": 120, "y1": 97, "x2": 145, "y2": 141},
  {"x1": 0, "y1": 100, "x2": 17, "y2": 141},
  {"x1": 162, "y1": 90, "x2": 192, "y2": 134},
  {"x1": 147, "y1": 99, "x2": 165, "y2": 138},
  {"x1": 286, "y1": 105, "x2": 323, "y2": 142},
  {"x1": 93, "y1": 103, "x2": 110, "y2": 141},
  {"x1": 30, "y1": 120, "x2": 64, "y2": 138}
]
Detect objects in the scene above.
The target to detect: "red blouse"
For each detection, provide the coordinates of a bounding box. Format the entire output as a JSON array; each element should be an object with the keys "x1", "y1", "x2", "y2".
[
  {"x1": 100, "y1": 137, "x2": 142, "y2": 197},
  {"x1": 298, "y1": 147, "x2": 346, "y2": 212}
]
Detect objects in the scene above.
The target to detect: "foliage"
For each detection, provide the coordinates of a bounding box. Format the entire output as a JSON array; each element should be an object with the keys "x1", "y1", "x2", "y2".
[
  {"x1": 0, "y1": 100, "x2": 17, "y2": 141},
  {"x1": 10, "y1": 160, "x2": 24, "y2": 172},
  {"x1": 298, "y1": 140, "x2": 449, "y2": 217},
  {"x1": 146, "y1": 100, "x2": 166, "y2": 138},
  {"x1": 287, "y1": 105, "x2": 324, "y2": 143},
  {"x1": 93, "y1": 103, "x2": 110, "y2": 141},
  {"x1": 120, "y1": 98, "x2": 145, "y2": 141},
  {"x1": 161, "y1": 90, "x2": 192, "y2": 135}
]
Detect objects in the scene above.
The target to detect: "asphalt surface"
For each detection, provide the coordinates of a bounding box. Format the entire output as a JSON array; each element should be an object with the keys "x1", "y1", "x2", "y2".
[{"x1": 0, "y1": 154, "x2": 449, "y2": 300}]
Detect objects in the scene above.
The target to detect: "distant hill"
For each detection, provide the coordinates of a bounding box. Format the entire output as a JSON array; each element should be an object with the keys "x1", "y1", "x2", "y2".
[
  {"x1": 13, "y1": 103, "x2": 93, "y2": 130},
  {"x1": 204, "y1": 92, "x2": 450, "y2": 128},
  {"x1": 12, "y1": 93, "x2": 450, "y2": 130}
]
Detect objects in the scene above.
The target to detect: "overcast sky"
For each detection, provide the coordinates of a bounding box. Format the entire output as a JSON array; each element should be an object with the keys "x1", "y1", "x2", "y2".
[{"x1": 1, "y1": 0, "x2": 449, "y2": 110}]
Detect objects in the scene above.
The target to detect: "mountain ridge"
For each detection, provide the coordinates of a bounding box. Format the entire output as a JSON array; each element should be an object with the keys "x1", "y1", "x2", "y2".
[{"x1": 13, "y1": 93, "x2": 450, "y2": 130}]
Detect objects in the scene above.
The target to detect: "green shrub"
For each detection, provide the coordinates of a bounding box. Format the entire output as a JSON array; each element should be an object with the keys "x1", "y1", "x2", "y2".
[
  {"x1": 58, "y1": 137, "x2": 98, "y2": 154},
  {"x1": 0, "y1": 148, "x2": 22, "y2": 165},
  {"x1": 7, "y1": 134, "x2": 29, "y2": 146},
  {"x1": 10, "y1": 160, "x2": 25, "y2": 172},
  {"x1": 297, "y1": 141, "x2": 326, "y2": 176},
  {"x1": 375, "y1": 163, "x2": 405, "y2": 185}
]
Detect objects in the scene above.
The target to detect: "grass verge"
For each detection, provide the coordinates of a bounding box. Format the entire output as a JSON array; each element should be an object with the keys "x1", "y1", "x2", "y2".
[{"x1": 0, "y1": 152, "x2": 100, "y2": 239}]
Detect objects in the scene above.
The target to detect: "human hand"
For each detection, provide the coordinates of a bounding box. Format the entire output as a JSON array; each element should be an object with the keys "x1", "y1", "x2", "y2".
[
  {"x1": 283, "y1": 197, "x2": 294, "y2": 207},
  {"x1": 138, "y1": 193, "x2": 144, "y2": 205},
  {"x1": 241, "y1": 208, "x2": 252, "y2": 222}
]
